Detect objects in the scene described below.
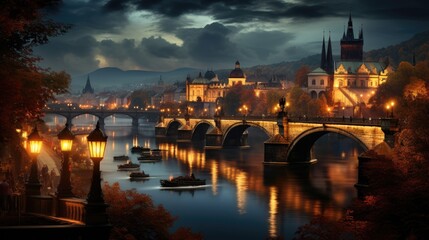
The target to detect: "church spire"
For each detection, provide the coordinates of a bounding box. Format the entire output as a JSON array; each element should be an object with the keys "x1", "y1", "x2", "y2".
[
  {"x1": 345, "y1": 12, "x2": 355, "y2": 40},
  {"x1": 82, "y1": 75, "x2": 94, "y2": 94},
  {"x1": 320, "y1": 32, "x2": 327, "y2": 71},
  {"x1": 326, "y1": 32, "x2": 334, "y2": 74}
]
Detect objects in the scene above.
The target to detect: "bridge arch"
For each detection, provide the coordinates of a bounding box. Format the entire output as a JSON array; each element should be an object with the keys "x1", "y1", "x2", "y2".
[
  {"x1": 286, "y1": 126, "x2": 369, "y2": 163},
  {"x1": 191, "y1": 121, "x2": 215, "y2": 142},
  {"x1": 165, "y1": 119, "x2": 184, "y2": 137},
  {"x1": 222, "y1": 122, "x2": 271, "y2": 147}
]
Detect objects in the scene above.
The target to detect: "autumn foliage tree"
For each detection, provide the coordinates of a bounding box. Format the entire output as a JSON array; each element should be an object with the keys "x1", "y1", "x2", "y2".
[
  {"x1": 103, "y1": 182, "x2": 203, "y2": 240},
  {"x1": 0, "y1": 0, "x2": 71, "y2": 142}
]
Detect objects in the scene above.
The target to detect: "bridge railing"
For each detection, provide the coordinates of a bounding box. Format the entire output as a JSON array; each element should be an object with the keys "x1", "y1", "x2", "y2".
[{"x1": 183, "y1": 115, "x2": 382, "y2": 126}]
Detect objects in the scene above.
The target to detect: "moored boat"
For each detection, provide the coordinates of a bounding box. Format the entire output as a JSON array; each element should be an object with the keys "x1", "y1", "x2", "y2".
[
  {"x1": 117, "y1": 160, "x2": 140, "y2": 171},
  {"x1": 131, "y1": 146, "x2": 149, "y2": 154},
  {"x1": 113, "y1": 155, "x2": 129, "y2": 161},
  {"x1": 129, "y1": 170, "x2": 150, "y2": 180},
  {"x1": 160, "y1": 174, "x2": 206, "y2": 187},
  {"x1": 138, "y1": 149, "x2": 162, "y2": 162}
]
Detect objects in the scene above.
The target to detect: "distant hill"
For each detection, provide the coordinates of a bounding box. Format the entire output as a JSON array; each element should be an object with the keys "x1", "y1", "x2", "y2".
[
  {"x1": 365, "y1": 30, "x2": 429, "y2": 66},
  {"x1": 70, "y1": 67, "x2": 200, "y2": 93},
  {"x1": 71, "y1": 29, "x2": 429, "y2": 93}
]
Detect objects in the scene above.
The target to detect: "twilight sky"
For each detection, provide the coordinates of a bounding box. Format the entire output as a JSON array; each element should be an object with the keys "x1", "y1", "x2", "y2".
[{"x1": 35, "y1": 0, "x2": 429, "y2": 77}]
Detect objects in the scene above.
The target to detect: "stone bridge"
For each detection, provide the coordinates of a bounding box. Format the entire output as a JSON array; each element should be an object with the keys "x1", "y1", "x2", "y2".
[
  {"x1": 44, "y1": 108, "x2": 160, "y2": 130},
  {"x1": 155, "y1": 114, "x2": 399, "y2": 165}
]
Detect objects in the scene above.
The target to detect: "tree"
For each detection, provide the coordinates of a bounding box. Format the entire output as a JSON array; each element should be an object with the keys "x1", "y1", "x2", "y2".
[
  {"x1": 294, "y1": 65, "x2": 310, "y2": 87},
  {"x1": 103, "y1": 182, "x2": 203, "y2": 240},
  {"x1": 0, "y1": 0, "x2": 71, "y2": 142}
]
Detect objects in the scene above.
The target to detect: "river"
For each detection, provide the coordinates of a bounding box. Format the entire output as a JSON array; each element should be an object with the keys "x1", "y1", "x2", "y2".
[{"x1": 44, "y1": 114, "x2": 365, "y2": 240}]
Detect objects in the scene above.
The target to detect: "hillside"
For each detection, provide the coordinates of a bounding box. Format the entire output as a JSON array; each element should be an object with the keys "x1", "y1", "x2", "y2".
[
  {"x1": 365, "y1": 30, "x2": 429, "y2": 66},
  {"x1": 70, "y1": 29, "x2": 429, "y2": 93}
]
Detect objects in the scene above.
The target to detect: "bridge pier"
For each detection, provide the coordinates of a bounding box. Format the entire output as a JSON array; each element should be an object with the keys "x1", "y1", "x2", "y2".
[
  {"x1": 381, "y1": 118, "x2": 399, "y2": 148},
  {"x1": 205, "y1": 127, "x2": 223, "y2": 149},
  {"x1": 263, "y1": 134, "x2": 289, "y2": 165},
  {"x1": 132, "y1": 117, "x2": 139, "y2": 129},
  {"x1": 98, "y1": 118, "x2": 105, "y2": 131},
  {"x1": 155, "y1": 123, "x2": 167, "y2": 137},
  {"x1": 264, "y1": 109, "x2": 290, "y2": 164},
  {"x1": 177, "y1": 125, "x2": 192, "y2": 142},
  {"x1": 66, "y1": 117, "x2": 73, "y2": 129}
]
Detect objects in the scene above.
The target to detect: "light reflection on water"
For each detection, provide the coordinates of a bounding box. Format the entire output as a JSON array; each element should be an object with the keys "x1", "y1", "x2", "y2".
[{"x1": 45, "y1": 114, "x2": 364, "y2": 240}]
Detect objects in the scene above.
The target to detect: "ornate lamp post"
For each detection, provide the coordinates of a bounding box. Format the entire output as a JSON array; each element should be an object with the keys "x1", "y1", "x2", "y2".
[
  {"x1": 85, "y1": 121, "x2": 109, "y2": 225},
  {"x1": 390, "y1": 101, "x2": 394, "y2": 118},
  {"x1": 56, "y1": 123, "x2": 75, "y2": 198},
  {"x1": 25, "y1": 126, "x2": 43, "y2": 196},
  {"x1": 86, "y1": 121, "x2": 108, "y2": 204}
]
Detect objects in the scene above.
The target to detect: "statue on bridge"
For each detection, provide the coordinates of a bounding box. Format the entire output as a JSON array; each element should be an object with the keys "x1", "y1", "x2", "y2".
[
  {"x1": 214, "y1": 103, "x2": 224, "y2": 130},
  {"x1": 185, "y1": 107, "x2": 190, "y2": 126},
  {"x1": 279, "y1": 97, "x2": 286, "y2": 113}
]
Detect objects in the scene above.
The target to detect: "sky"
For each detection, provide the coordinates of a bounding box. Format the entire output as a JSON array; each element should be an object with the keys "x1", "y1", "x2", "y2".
[{"x1": 35, "y1": 0, "x2": 429, "y2": 78}]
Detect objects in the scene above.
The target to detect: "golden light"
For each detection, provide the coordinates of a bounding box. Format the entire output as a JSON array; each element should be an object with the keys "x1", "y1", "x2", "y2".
[
  {"x1": 390, "y1": 101, "x2": 394, "y2": 107},
  {"x1": 28, "y1": 126, "x2": 43, "y2": 155},
  {"x1": 87, "y1": 121, "x2": 108, "y2": 159},
  {"x1": 57, "y1": 124, "x2": 74, "y2": 152}
]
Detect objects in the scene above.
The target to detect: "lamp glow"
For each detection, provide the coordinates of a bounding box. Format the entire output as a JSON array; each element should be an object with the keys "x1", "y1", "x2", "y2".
[
  {"x1": 58, "y1": 123, "x2": 74, "y2": 152},
  {"x1": 28, "y1": 126, "x2": 43, "y2": 155},
  {"x1": 87, "y1": 121, "x2": 108, "y2": 159}
]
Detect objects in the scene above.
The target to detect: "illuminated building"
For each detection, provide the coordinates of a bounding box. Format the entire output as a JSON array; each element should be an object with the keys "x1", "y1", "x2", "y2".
[{"x1": 307, "y1": 13, "x2": 394, "y2": 109}]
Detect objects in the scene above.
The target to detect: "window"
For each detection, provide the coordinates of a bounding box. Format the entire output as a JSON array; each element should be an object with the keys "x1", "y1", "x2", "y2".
[
  {"x1": 312, "y1": 79, "x2": 316, "y2": 85},
  {"x1": 320, "y1": 79, "x2": 324, "y2": 85}
]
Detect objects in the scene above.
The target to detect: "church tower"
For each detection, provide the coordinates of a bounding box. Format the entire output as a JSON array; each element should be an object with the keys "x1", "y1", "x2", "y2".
[
  {"x1": 340, "y1": 13, "x2": 363, "y2": 61},
  {"x1": 82, "y1": 75, "x2": 94, "y2": 94}
]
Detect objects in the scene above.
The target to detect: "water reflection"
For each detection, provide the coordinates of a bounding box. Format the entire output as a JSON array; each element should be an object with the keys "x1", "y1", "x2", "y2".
[{"x1": 44, "y1": 115, "x2": 363, "y2": 239}]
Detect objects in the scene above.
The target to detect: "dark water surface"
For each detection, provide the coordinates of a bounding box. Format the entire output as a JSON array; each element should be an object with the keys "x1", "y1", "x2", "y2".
[{"x1": 45, "y1": 115, "x2": 365, "y2": 240}]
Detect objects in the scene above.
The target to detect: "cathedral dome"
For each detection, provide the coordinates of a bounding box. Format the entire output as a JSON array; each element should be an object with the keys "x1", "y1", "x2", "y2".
[{"x1": 229, "y1": 60, "x2": 245, "y2": 78}]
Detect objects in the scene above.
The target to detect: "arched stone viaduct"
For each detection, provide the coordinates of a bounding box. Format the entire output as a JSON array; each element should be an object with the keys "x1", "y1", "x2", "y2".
[
  {"x1": 44, "y1": 108, "x2": 160, "y2": 130},
  {"x1": 155, "y1": 115, "x2": 398, "y2": 165}
]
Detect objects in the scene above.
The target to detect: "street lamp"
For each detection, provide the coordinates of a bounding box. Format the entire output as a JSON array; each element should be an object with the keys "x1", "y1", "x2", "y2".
[
  {"x1": 86, "y1": 121, "x2": 108, "y2": 204},
  {"x1": 390, "y1": 101, "x2": 394, "y2": 118},
  {"x1": 56, "y1": 123, "x2": 75, "y2": 198},
  {"x1": 342, "y1": 106, "x2": 345, "y2": 118},
  {"x1": 26, "y1": 125, "x2": 43, "y2": 196}
]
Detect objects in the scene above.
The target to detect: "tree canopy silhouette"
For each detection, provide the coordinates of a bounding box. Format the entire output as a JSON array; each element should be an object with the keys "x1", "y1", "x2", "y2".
[{"x1": 0, "y1": 0, "x2": 71, "y2": 141}]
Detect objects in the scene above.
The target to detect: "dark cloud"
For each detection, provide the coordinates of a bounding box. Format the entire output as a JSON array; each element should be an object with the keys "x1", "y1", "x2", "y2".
[
  {"x1": 233, "y1": 31, "x2": 294, "y2": 60},
  {"x1": 141, "y1": 36, "x2": 184, "y2": 58},
  {"x1": 177, "y1": 22, "x2": 238, "y2": 63},
  {"x1": 35, "y1": 0, "x2": 429, "y2": 76}
]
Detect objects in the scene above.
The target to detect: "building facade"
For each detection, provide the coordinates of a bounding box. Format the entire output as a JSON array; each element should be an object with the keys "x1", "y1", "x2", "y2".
[{"x1": 307, "y1": 14, "x2": 393, "y2": 110}]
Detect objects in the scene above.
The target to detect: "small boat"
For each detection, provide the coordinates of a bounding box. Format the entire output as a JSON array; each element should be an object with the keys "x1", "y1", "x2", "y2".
[
  {"x1": 131, "y1": 146, "x2": 149, "y2": 154},
  {"x1": 129, "y1": 170, "x2": 150, "y2": 180},
  {"x1": 160, "y1": 174, "x2": 206, "y2": 187},
  {"x1": 138, "y1": 149, "x2": 162, "y2": 162},
  {"x1": 113, "y1": 155, "x2": 129, "y2": 161},
  {"x1": 117, "y1": 160, "x2": 140, "y2": 171}
]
